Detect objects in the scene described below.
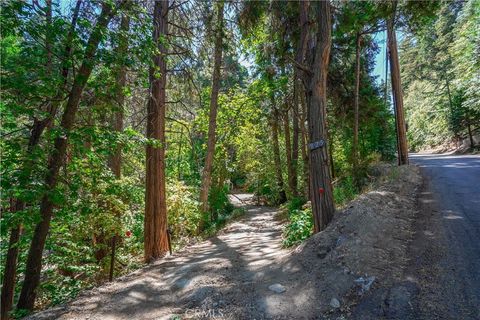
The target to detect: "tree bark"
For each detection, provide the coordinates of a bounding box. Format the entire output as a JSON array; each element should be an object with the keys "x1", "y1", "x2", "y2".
[
  {"x1": 17, "y1": 2, "x2": 121, "y2": 311},
  {"x1": 305, "y1": 0, "x2": 335, "y2": 233},
  {"x1": 107, "y1": 13, "x2": 129, "y2": 280},
  {"x1": 467, "y1": 120, "x2": 474, "y2": 149},
  {"x1": 299, "y1": 84, "x2": 310, "y2": 199},
  {"x1": 109, "y1": 14, "x2": 129, "y2": 179},
  {"x1": 271, "y1": 107, "x2": 287, "y2": 204},
  {"x1": 199, "y1": 0, "x2": 224, "y2": 217},
  {"x1": 295, "y1": 0, "x2": 310, "y2": 200},
  {"x1": 283, "y1": 107, "x2": 295, "y2": 197},
  {"x1": 292, "y1": 80, "x2": 300, "y2": 197},
  {"x1": 144, "y1": 0, "x2": 169, "y2": 262},
  {"x1": 329, "y1": 138, "x2": 335, "y2": 180},
  {"x1": 292, "y1": 1, "x2": 309, "y2": 197},
  {"x1": 1, "y1": 201, "x2": 23, "y2": 320},
  {"x1": 352, "y1": 32, "x2": 361, "y2": 186},
  {"x1": 387, "y1": 11, "x2": 409, "y2": 165}
]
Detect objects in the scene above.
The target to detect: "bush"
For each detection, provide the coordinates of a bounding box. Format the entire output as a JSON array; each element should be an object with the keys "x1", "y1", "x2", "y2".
[
  {"x1": 209, "y1": 184, "x2": 233, "y2": 218},
  {"x1": 282, "y1": 207, "x2": 313, "y2": 247},
  {"x1": 167, "y1": 180, "x2": 201, "y2": 240},
  {"x1": 286, "y1": 196, "x2": 306, "y2": 212},
  {"x1": 333, "y1": 176, "x2": 357, "y2": 206}
]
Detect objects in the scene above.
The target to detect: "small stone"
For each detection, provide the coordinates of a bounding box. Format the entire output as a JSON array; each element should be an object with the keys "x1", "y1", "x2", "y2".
[
  {"x1": 317, "y1": 250, "x2": 327, "y2": 259},
  {"x1": 336, "y1": 235, "x2": 347, "y2": 247},
  {"x1": 173, "y1": 278, "x2": 190, "y2": 289},
  {"x1": 354, "y1": 276, "x2": 376, "y2": 293},
  {"x1": 268, "y1": 283, "x2": 286, "y2": 293},
  {"x1": 330, "y1": 297, "x2": 341, "y2": 308}
]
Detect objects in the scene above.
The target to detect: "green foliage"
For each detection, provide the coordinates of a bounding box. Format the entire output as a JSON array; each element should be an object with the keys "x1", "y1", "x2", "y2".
[
  {"x1": 209, "y1": 185, "x2": 233, "y2": 217},
  {"x1": 333, "y1": 177, "x2": 357, "y2": 206},
  {"x1": 38, "y1": 275, "x2": 85, "y2": 307},
  {"x1": 167, "y1": 180, "x2": 201, "y2": 247},
  {"x1": 287, "y1": 197, "x2": 306, "y2": 213},
  {"x1": 282, "y1": 207, "x2": 313, "y2": 247},
  {"x1": 401, "y1": 0, "x2": 480, "y2": 150}
]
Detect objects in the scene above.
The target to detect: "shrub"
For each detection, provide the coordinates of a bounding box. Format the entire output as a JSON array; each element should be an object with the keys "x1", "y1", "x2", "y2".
[
  {"x1": 167, "y1": 180, "x2": 201, "y2": 240},
  {"x1": 209, "y1": 184, "x2": 233, "y2": 218},
  {"x1": 286, "y1": 196, "x2": 306, "y2": 212},
  {"x1": 333, "y1": 176, "x2": 357, "y2": 206},
  {"x1": 282, "y1": 207, "x2": 313, "y2": 247}
]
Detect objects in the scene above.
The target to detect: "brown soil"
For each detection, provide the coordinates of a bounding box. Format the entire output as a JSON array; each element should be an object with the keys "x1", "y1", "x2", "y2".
[{"x1": 26, "y1": 165, "x2": 422, "y2": 320}]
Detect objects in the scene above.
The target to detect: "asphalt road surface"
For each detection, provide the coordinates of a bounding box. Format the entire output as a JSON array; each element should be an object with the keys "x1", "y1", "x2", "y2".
[{"x1": 408, "y1": 153, "x2": 480, "y2": 319}]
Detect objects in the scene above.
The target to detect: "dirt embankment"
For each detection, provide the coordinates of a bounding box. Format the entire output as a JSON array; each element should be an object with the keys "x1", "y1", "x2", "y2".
[
  {"x1": 418, "y1": 132, "x2": 479, "y2": 155},
  {"x1": 254, "y1": 164, "x2": 422, "y2": 319}
]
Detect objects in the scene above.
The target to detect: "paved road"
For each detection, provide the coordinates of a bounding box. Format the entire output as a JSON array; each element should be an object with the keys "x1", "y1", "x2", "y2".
[{"x1": 408, "y1": 153, "x2": 480, "y2": 319}]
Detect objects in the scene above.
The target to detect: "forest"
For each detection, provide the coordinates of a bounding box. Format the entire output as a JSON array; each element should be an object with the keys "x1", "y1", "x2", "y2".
[{"x1": 0, "y1": 0, "x2": 479, "y2": 319}]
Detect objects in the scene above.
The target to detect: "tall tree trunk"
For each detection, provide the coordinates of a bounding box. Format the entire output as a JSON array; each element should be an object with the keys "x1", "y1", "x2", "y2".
[
  {"x1": 387, "y1": 10, "x2": 409, "y2": 165},
  {"x1": 300, "y1": 84, "x2": 310, "y2": 199},
  {"x1": 199, "y1": 0, "x2": 224, "y2": 217},
  {"x1": 352, "y1": 32, "x2": 361, "y2": 187},
  {"x1": 1, "y1": 227, "x2": 21, "y2": 320},
  {"x1": 271, "y1": 107, "x2": 287, "y2": 204},
  {"x1": 107, "y1": 13, "x2": 129, "y2": 280},
  {"x1": 283, "y1": 107, "x2": 295, "y2": 197},
  {"x1": 1, "y1": 3, "x2": 82, "y2": 317},
  {"x1": 1, "y1": 201, "x2": 23, "y2": 320},
  {"x1": 1, "y1": 125, "x2": 43, "y2": 318},
  {"x1": 329, "y1": 138, "x2": 335, "y2": 180},
  {"x1": 305, "y1": 0, "x2": 335, "y2": 233},
  {"x1": 144, "y1": 0, "x2": 169, "y2": 262},
  {"x1": 292, "y1": 80, "x2": 300, "y2": 197},
  {"x1": 295, "y1": 0, "x2": 310, "y2": 199},
  {"x1": 467, "y1": 119, "x2": 475, "y2": 149},
  {"x1": 17, "y1": 3, "x2": 121, "y2": 311},
  {"x1": 109, "y1": 14, "x2": 129, "y2": 179}
]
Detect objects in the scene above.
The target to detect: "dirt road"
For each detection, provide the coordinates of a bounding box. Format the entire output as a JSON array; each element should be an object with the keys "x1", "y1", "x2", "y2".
[
  {"x1": 407, "y1": 154, "x2": 480, "y2": 319},
  {"x1": 26, "y1": 166, "x2": 426, "y2": 320},
  {"x1": 27, "y1": 195, "x2": 289, "y2": 320},
  {"x1": 28, "y1": 166, "x2": 425, "y2": 320}
]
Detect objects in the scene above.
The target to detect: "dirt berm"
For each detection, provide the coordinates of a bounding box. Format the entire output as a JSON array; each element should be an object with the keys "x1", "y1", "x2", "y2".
[{"x1": 239, "y1": 165, "x2": 422, "y2": 319}]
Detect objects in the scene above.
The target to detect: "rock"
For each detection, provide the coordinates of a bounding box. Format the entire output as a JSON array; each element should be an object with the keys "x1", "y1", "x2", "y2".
[
  {"x1": 336, "y1": 235, "x2": 348, "y2": 247},
  {"x1": 317, "y1": 247, "x2": 330, "y2": 259},
  {"x1": 330, "y1": 297, "x2": 341, "y2": 308},
  {"x1": 268, "y1": 283, "x2": 286, "y2": 293},
  {"x1": 317, "y1": 251, "x2": 327, "y2": 259},
  {"x1": 173, "y1": 278, "x2": 190, "y2": 290},
  {"x1": 354, "y1": 276, "x2": 376, "y2": 294}
]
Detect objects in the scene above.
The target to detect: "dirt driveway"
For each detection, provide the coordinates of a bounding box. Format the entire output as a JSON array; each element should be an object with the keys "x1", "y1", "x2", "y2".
[
  {"x1": 27, "y1": 195, "x2": 290, "y2": 320},
  {"x1": 28, "y1": 165, "x2": 425, "y2": 320}
]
